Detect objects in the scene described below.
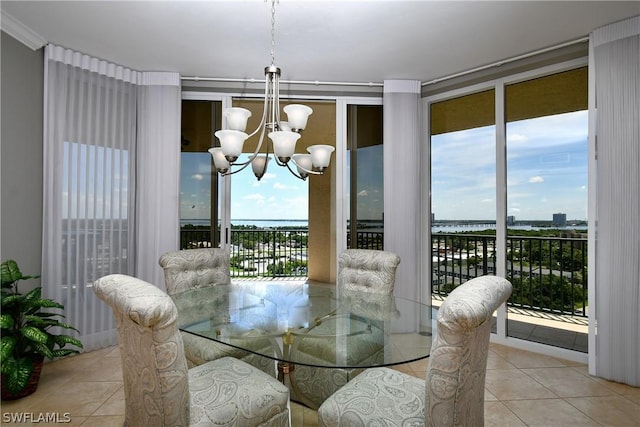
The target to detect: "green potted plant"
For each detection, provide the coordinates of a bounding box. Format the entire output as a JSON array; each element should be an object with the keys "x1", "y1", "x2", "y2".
[{"x1": 0, "y1": 259, "x2": 83, "y2": 400}]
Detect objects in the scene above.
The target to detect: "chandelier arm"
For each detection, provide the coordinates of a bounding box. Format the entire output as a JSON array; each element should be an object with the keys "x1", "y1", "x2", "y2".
[
  {"x1": 229, "y1": 120, "x2": 269, "y2": 169},
  {"x1": 233, "y1": 75, "x2": 271, "y2": 171},
  {"x1": 246, "y1": 74, "x2": 272, "y2": 139},
  {"x1": 219, "y1": 160, "x2": 254, "y2": 176},
  {"x1": 290, "y1": 156, "x2": 323, "y2": 175},
  {"x1": 272, "y1": 154, "x2": 288, "y2": 167},
  {"x1": 284, "y1": 161, "x2": 308, "y2": 181},
  {"x1": 274, "y1": 72, "x2": 282, "y2": 128}
]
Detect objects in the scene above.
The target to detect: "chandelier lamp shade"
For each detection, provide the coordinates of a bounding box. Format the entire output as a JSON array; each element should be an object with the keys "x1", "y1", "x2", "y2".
[{"x1": 208, "y1": 1, "x2": 335, "y2": 181}]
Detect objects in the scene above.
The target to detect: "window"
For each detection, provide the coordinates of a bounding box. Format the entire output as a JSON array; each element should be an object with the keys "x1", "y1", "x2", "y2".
[
  {"x1": 180, "y1": 97, "x2": 337, "y2": 282},
  {"x1": 180, "y1": 100, "x2": 222, "y2": 249},
  {"x1": 428, "y1": 64, "x2": 588, "y2": 353},
  {"x1": 430, "y1": 90, "x2": 496, "y2": 295},
  {"x1": 505, "y1": 68, "x2": 588, "y2": 350},
  {"x1": 346, "y1": 104, "x2": 384, "y2": 249}
]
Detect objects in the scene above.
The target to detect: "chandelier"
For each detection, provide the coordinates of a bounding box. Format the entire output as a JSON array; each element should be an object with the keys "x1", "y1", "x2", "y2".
[{"x1": 208, "y1": 0, "x2": 335, "y2": 181}]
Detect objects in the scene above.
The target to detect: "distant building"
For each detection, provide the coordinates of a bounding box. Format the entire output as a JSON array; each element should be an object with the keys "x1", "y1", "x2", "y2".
[
  {"x1": 553, "y1": 213, "x2": 567, "y2": 226},
  {"x1": 507, "y1": 216, "x2": 515, "y2": 226}
]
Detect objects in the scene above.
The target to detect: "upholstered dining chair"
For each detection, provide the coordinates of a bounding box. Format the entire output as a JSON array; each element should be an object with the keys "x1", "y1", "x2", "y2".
[
  {"x1": 159, "y1": 248, "x2": 276, "y2": 375},
  {"x1": 317, "y1": 275, "x2": 513, "y2": 427},
  {"x1": 337, "y1": 248, "x2": 401, "y2": 294},
  {"x1": 93, "y1": 274, "x2": 290, "y2": 427},
  {"x1": 288, "y1": 249, "x2": 401, "y2": 409},
  {"x1": 159, "y1": 247, "x2": 231, "y2": 295}
]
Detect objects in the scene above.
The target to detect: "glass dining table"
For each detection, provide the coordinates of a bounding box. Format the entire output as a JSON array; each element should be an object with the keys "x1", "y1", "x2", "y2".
[{"x1": 174, "y1": 281, "x2": 433, "y2": 382}]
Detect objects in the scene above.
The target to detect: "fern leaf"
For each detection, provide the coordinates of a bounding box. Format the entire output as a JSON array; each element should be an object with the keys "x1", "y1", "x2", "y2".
[
  {"x1": 31, "y1": 342, "x2": 54, "y2": 359},
  {"x1": 0, "y1": 313, "x2": 14, "y2": 329},
  {"x1": 34, "y1": 312, "x2": 63, "y2": 318},
  {"x1": 0, "y1": 336, "x2": 16, "y2": 365},
  {"x1": 49, "y1": 321, "x2": 79, "y2": 332},
  {"x1": 54, "y1": 335, "x2": 83, "y2": 349},
  {"x1": 21, "y1": 326, "x2": 48, "y2": 344},
  {"x1": 33, "y1": 299, "x2": 64, "y2": 310},
  {"x1": 3, "y1": 358, "x2": 35, "y2": 395},
  {"x1": 26, "y1": 317, "x2": 69, "y2": 331},
  {"x1": 1, "y1": 294, "x2": 22, "y2": 307},
  {"x1": 22, "y1": 287, "x2": 42, "y2": 304},
  {"x1": 51, "y1": 349, "x2": 81, "y2": 358},
  {"x1": 1, "y1": 260, "x2": 23, "y2": 287}
]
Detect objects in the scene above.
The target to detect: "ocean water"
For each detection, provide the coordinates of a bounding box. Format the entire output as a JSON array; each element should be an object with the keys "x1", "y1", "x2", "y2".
[
  {"x1": 181, "y1": 219, "x2": 309, "y2": 228},
  {"x1": 181, "y1": 219, "x2": 586, "y2": 232}
]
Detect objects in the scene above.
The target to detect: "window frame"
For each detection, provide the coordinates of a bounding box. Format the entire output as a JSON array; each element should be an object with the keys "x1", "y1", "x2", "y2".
[{"x1": 422, "y1": 56, "x2": 589, "y2": 362}]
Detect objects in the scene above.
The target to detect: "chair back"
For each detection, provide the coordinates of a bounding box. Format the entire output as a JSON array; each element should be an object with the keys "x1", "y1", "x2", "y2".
[
  {"x1": 425, "y1": 275, "x2": 512, "y2": 427},
  {"x1": 337, "y1": 249, "x2": 400, "y2": 295},
  {"x1": 159, "y1": 248, "x2": 230, "y2": 295},
  {"x1": 93, "y1": 274, "x2": 190, "y2": 427}
]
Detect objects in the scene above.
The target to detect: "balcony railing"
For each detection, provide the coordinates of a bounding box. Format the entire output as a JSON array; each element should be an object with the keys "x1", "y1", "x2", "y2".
[
  {"x1": 432, "y1": 233, "x2": 588, "y2": 318},
  {"x1": 181, "y1": 227, "x2": 309, "y2": 278},
  {"x1": 346, "y1": 230, "x2": 384, "y2": 250},
  {"x1": 181, "y1": 227, "x2": 588, "y2": 319}
]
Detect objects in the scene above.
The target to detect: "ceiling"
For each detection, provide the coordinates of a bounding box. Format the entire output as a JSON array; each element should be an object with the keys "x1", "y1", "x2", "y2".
[{"x1": 2, "y1": 1, "x2": 639, "y2": 85}]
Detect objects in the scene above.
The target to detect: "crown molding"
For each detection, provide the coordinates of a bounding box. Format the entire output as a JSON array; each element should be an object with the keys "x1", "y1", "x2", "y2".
[{"x1": 1, "y1": 10, "x2": 47, "y2": 50}]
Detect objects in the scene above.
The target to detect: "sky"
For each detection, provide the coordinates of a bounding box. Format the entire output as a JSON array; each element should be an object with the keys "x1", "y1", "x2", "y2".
[
  {"x1": 432, "y1": 110, "x2": 588, "y2": 221},
  {"x1": 180, "y1": 153, "x2": 308, "y2": 221},
  {"x1": 180, "y1": 109, "x2": 588, "y2": 223}
]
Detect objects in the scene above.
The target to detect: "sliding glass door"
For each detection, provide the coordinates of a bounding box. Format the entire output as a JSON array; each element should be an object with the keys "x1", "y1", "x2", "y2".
[
  {"x1": 504, "y1": 67, "x2": 588, "y2": 351},
  {"x1": 426, "y1": 59, "x2": 588, "y2": 354}
]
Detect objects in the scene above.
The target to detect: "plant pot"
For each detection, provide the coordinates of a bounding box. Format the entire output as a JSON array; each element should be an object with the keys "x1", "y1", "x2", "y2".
[{"x1": 1, "y1": 357, "x2": 44, "y2": 401}]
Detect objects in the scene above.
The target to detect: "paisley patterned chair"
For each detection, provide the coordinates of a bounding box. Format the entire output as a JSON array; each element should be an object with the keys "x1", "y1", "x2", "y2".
[
  {"x1": 159, "y1": 248, "x2": 276, "y2": 376},
  {"x1": 337, "y1": 248, "x2": 401, "y2": 295},
  {"x1": 159, "y1": 248, "x2": 231, "y2": 295},
  {"x1": 289, "y1": 249, "x2": 400, "y2": 409},
  {"x1": 317, "y1": 275, "x2": 512, "y2": 427},
  {"x1": 93, "y1": 274, "x2": 290, "y2": 427}
]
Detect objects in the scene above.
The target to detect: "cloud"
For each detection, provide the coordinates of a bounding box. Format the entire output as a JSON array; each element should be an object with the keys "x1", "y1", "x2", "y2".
[
  {"x1": 191, "y1": 174, "x2": 204, "y2": 181},
  {"x1": 507, "y1": 133, "x2": 528, "y2": 143},
  {"x1": 357, "y1": 190, "x2": 368, "y2": 197},
  {"x1": 528, "y1": 176, "x2": 544, "y2": 183},
  {"x1": 273, "y1": 182, "x2": 298, "y2": 191},
  {"x1": 251, "y1": 173, "x2": 277, "y2": 187},
  {"x1": 244, "y1": 193, "x2": 266, "y2": 203}
]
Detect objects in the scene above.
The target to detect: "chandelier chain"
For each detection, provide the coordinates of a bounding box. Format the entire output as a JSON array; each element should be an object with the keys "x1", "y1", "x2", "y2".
[{"x1": 270, "y1": 0, "x2": 277, "y2": 66}]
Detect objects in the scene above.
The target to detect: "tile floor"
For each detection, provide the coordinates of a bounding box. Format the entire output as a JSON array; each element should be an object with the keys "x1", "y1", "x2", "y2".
[{"x1": 2, "y1": 343, "x2": 638, "y2": 426}]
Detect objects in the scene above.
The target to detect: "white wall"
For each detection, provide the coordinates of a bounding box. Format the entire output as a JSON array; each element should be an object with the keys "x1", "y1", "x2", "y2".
[{"x1": 0, "y1": 31, "x2": 44, "y2": 280}]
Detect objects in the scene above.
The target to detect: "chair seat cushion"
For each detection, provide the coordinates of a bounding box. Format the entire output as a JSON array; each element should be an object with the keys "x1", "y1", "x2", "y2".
[
  {"x1": 182, "y1": 332, "x2": 248, "y2": 364},
  {"x1": 181, "y1": 332, "x2": 276, "y2": 375},
  {"x1": 318, "y1": 367, "x2": 425, "y2": 427},
  {"x1": 189, "y1": 357, "x2": 290, "y2": 427}
]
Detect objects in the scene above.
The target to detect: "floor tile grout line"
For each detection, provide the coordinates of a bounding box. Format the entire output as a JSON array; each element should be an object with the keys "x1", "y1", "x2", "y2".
[
  {"x1": 561, "y1": 396, "x2": 607, "y2": 426},
  {"x1": 87, "y1": 383, "x2": 124, "y2": 418},
  {"x1": 495, "y1": 400, "x2": 531, "y2": 427}
]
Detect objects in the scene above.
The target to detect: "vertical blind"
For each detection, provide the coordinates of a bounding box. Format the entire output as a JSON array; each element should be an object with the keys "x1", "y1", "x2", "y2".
[
  {"x1": 43, "y1": 45, "x2": 180, "y2": 351},
  {"x1": 382, "y1": 80, "x2": 422, "y2": 302},
  {"x1": 592, "y1": 15, "x2": 640, "y2": 387}
]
